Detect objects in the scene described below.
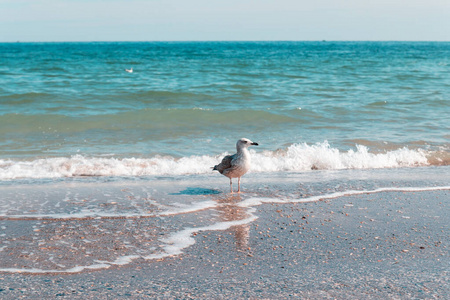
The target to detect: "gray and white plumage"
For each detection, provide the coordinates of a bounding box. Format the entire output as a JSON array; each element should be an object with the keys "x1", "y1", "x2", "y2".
[{"x1": 213, "y1": 138, "x2": 258, "y2": 193}]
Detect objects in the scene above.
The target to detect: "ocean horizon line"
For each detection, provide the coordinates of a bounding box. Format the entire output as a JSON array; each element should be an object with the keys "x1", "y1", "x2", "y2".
[{"x1": 2, "y1": 40, "x2": 450, "y2": 44}]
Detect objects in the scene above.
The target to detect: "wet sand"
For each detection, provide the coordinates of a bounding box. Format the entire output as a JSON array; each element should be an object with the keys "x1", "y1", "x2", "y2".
[{"x1": 0, "y1": 189, "x2": 448, "y2": 299}]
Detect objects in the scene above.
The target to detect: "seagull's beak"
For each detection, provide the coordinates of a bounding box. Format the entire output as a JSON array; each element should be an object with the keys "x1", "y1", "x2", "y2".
[{"x1": 251, "y1": 142, "x2": 259, "y2": 146}]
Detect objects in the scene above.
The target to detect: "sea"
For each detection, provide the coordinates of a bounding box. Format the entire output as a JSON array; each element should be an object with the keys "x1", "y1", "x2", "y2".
[{"x1": 0, "y1": 41, "x2": 449, "y2": 273}]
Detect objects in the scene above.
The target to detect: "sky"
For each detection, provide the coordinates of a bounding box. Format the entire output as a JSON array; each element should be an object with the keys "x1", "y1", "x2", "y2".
[{"x1": 0, "y1": 0, "x2": 449, "y2": 42}]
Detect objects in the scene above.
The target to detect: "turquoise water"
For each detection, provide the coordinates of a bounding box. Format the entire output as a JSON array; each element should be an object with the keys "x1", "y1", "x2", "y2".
[{"x1": 0, "y1": 42, "x2": 449, "y2": 178}]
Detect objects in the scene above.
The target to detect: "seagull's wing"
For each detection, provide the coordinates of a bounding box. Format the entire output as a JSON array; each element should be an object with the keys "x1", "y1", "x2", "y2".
[{"x1": 213, "y1": 154, "x2": 236, "y2": 174}]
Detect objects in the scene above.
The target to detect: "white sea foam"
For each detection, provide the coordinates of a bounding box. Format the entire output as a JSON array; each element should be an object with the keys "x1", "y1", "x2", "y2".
[
  {"x1": 0, "y1": 211, "x2": 153, "y2": 220},
  {"x1": 0, "y1": 199, "x2": 218, "y2": 221},
  {"x1": 0, "y1": 255, "x2": 141, "y2": 274},
  {"x1": 143, "y1": 211, "x2": 258, "y2": 260},
  {"x1": 239, "y1": 186, "x2": 450, "y2": 208},
  {"x1": 160, "y1": 200, "x2": 218, "y2": 216},
  {"x1": 0, "y1": 142, "x2": 439, "y2": 180},
  {"x1": 252, "y1": 142, "x2": 430, "y2": 172}
]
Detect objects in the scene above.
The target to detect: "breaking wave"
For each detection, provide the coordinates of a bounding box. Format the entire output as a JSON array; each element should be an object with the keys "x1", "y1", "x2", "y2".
[{"x1": 0, "y1": 142, "x2": 448, "y2": 180}]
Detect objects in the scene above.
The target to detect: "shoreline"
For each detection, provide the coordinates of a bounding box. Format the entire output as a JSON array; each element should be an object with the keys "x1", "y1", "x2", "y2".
[{"x1": 0, "y1": 188, "x2": 448, "y2": 299}]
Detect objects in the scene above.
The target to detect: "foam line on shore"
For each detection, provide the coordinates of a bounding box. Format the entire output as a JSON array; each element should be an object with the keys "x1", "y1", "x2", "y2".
[
  {"x1": 0, "y1": 255, "x2": 142, "y2": 274},
  {"x1": 143, "y1": 210, "x2": 258, "y2": 260},
  {"x1": 239, "y1": 186, "x2": 450, "y2": 208},
  {"x1": 0, "y1": 200, "x2": 218, "y2": 221},
  {"x1": 1, "y1": 186, "x2": 448, "y2": 222},
  {"x1": 159, "y1": 200, "x2": 218, "y2": 216}
]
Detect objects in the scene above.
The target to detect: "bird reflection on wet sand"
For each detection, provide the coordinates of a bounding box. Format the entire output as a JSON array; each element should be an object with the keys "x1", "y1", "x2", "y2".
[{"x1": 215, "y1": 194, "x2": 250, "y2": 251}]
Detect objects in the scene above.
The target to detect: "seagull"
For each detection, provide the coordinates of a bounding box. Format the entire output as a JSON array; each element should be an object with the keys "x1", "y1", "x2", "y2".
[
  {"x1": 213, "y1": 138, "x2": 258, "y2": 193},
  {"x1": 125, "y1": 68, "x2": 133, "y2": 73}
]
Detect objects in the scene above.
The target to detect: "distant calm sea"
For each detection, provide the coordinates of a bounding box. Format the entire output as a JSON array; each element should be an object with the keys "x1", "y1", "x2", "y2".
[{"x1": 0, "y1": 42, "x2": 449, "y2": 180}]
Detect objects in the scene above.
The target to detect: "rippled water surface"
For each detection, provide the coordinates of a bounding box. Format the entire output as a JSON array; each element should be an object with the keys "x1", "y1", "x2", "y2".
[{"x1": 0, "y1": 42, "x2": 449, "y2": 177}]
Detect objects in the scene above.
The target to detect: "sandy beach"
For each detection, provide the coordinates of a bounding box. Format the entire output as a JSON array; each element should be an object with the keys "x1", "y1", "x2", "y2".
[{"x1": 0, "y1": 186, "x2": 448, "y2": 299}]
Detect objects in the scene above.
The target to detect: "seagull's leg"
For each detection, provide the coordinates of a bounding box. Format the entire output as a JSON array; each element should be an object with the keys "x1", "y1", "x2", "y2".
[
  {"x1": 230, "y1": 178, "x2": 233, "y2": 193},
  {"x1": 237, "y1": 177, "x2": 241, "y2": 193}
]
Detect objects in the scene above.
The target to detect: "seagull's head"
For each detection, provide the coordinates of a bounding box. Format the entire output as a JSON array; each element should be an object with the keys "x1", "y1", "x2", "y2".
[{"x1": 237, "y1": 138, "x2": 258, "y2": 150}]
